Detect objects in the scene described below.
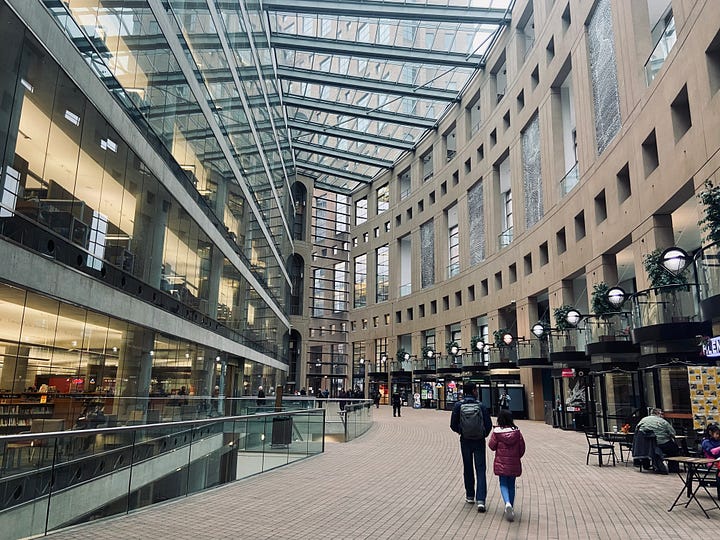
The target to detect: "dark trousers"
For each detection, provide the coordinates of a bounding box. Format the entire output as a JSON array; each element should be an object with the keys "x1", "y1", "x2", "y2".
[
  {"x1": 659, "y1": 440, "x2": 681, "y2": 473},
  {"x1": 460, "y1": 438, "x2": 487, "y2": 502},
  {"x1": 393, "y1": 404, "x2": 401, "y2": 416}
]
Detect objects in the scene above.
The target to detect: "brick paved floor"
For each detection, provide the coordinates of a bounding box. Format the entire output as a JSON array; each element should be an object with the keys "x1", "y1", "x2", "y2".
[{"x1": 43, "y1": 406, "x2": 717, "y2": 539}]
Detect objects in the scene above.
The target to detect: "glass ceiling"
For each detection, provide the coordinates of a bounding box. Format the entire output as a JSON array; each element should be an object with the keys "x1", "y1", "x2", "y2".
[{"x1": 265, "y1": 0, "x2": 514, "y2": 193}]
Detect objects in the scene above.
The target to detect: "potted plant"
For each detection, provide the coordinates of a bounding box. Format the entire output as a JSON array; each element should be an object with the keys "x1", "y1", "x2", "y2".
[
  {"x1": 421, "y1": 345, "x2": 435, "y2": 366},
  {"x1": 396, "y1": 348, "x2": 408, "y2": 368},
  {"x1": 642, "y1": 249, "x2": 689, "y2": 290},
  {"x1": 590, "y1": 281, "x2": 616, "y2": 341},
  {"x1": 445, "y1": 341, "x2": 459, "y2": 356},
  {"x1": 492, "y1": 329, "x2": 511, "y2": 348},
  {"x1": 698, "y1": 180, "x2": 720, "y2": 247},
  {"x1": 553, "y1": 305, "x2": 576, "y2": 350}
]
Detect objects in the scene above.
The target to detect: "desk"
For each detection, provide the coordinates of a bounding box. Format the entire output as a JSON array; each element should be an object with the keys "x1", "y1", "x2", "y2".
[{"x1": 665, "y1": 456, "x2": 719, "y2": 519}]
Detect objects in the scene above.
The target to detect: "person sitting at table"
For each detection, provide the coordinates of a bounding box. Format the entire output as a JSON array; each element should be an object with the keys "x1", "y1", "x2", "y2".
[
  {"x1": 701, "y1": 423, "x2": 720, "y2": 499},
  {"x1": 636, "y1": 408, "x2": 681, "y2": 473}
]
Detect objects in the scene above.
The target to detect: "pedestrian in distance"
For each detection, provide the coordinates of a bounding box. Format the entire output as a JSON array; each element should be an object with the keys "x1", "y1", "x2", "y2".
[
  {"x1": 450, "y1": 382, "x2": 493, "y2": 512},
  {"x1": 488, "y1": 409, "x2": 526, "y2": 522},
  {"x1": 499, "y1": 390, "x2": 511, "y2": 410},
  {"x1": 392, "y1": 391, "x2": 402, "y2": 417},
  {"x1": 373, "y1": 390, "x2": 381, "y2": 408}
]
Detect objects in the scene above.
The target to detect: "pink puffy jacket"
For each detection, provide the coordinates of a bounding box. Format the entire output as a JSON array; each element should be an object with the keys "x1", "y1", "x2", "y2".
[{"x1": 488, "y1": 427, "x2": 526, "y2": 477}]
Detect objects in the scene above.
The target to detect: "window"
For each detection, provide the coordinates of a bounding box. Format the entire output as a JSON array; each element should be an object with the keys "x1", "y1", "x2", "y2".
[
  {"x1": 448, "y1": 204, "x2": 459, "y2": 278},
  {"x1": 376, "y1": 185, "x2": 389, "y2": 214},
  {"x1": 422, "y1": 150, "x2": 433, "y2": 181},
  {"x1": 354, "y1": 254, "x2": 367, "y2": 308},
  {"x1": 376, "y1": 245, "x2": 389, "y2": 302},
  {"x1": 355, "y1": 197, "x2": 367, "y2": 225},
  {"x1": 334, "y1": 262, "x2": 347, "y2": 312}
]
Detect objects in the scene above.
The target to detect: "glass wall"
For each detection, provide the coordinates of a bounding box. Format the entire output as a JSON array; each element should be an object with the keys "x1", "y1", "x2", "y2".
[
  {"x1": 0, "y1": 7, "x2": 287, "y2": 360},
  {"x1": 0, "y1": 281, "x2": 288, "y2": 426}
]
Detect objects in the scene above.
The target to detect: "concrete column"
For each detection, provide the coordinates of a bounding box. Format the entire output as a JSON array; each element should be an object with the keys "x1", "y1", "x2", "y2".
[
  {"x1": 0, "y1": 346, "x2": 30, "y2": 392},
  {"x1": 207, "y1": 175, "x2": 230, "y2": 317},
  {"x1": 114, "y1": 328, "x2": 154, "y2": 420},
  {"x1": 631, "y1": 214, "x2": 674, "y2": 290},
  {"x1": 133, "y1": 193, "x2": 170, "y2": 289},
  {"x1": 586, "y1": 254, "x2": 619, "y2": 291},
  {"x1": 515, "y1": 296, "x2": 537, "y2": 340}
]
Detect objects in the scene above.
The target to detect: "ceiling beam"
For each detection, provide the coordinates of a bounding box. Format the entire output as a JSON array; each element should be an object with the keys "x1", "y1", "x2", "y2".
[
  {"x1": 293, "y1": 142, "x2": 393, "y2": 169},
  {"x1": 262, "y1": 0, "x2": 511, "y2": 25},
  {"x1": 284, "y1": 96, "x2": 435, "y2": 129},
  {"x1": 271, "y1": 34, "x2": 484, "y2": 68},
  {"x1": 295, "y1": 161, "x2": 374, "y2": 184},
  {"x1": 277, "y1": 67, "x2": 457, "y2": 101},
  {"x1": 286, "y1": 119, "x2": 414, "y2": 151}
]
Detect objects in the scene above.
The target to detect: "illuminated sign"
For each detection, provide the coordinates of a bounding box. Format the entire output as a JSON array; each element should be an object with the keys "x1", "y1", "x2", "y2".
[{"x1": 702, "y1": 336, "x2": 720, "y2": 358}]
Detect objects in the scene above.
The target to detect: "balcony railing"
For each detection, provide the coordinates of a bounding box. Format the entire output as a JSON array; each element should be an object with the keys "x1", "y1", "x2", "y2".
[
  {"x1": 630, "y1": 283, "x2": 700, "y2": 328},
  {"x1": 447, "y1": 261, "x2": 460, "y2": 278},
  {"x1": 560, "y1": 161, "x2": 579, "y2": 197},
  {"x1": 697, "y1": 242, "x2": 720, "y2": 302},
  {"x1": 498, "y1": 226, "x2": 514, "y2": 249},
  {"x1": 488, "y1": 346, "x2": 518, "y2": 365},
  {"x1": 399, "y1": 282, "x2": 411, "y2": 296},
  {"x1": 645, "y1": 15, "x2": 676, "y2": 84},
  {"x1": 516, "y1": 339, "x2": 549, "y2": 360},
  {"x1": 583, "y1": 314, "x2": 632, "y2": 343},
  {"x1": 549, "y1": 330, "x2": 582, "y2": 354}
]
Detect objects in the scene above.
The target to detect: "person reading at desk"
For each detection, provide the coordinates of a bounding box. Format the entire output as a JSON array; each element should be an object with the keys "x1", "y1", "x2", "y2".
[
  {"x1": 636, "y1": 408, "x2": 681, "y2": 473},
  {"x1": 701, "y1": 424, "x2": 720, "y2": 500}
]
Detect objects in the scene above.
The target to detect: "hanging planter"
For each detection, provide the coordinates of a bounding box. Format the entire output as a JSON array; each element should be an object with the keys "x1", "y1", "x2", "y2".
[{"x1": 396, "y1": 348, "x2": 407, "y2": 364}]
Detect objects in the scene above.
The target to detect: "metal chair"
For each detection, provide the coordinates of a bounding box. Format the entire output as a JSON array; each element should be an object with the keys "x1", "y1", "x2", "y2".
[{"x1": 585, "y1": 431, "x2": 617, "y2": 467}]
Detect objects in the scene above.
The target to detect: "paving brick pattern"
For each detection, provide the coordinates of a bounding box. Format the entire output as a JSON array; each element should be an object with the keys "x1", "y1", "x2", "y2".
[{"x1": 44, "y1": 407, "x2": 716, "y2": 539}]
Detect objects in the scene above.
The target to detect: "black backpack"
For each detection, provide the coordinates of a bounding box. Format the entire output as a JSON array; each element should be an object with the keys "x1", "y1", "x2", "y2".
[{"x1": 459, "y1": 401, "x2": 485, "y2": 439}]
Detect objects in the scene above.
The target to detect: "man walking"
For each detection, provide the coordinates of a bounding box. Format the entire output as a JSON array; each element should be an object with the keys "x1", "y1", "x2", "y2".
[{"x1": 450, "y1": 382, "x2": 493, "y2": 512}]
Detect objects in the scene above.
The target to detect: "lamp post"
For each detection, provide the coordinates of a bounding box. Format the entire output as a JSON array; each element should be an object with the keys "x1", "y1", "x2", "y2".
[{"x1": 660, "y1": 246, "x2": 691, "y2": 276}]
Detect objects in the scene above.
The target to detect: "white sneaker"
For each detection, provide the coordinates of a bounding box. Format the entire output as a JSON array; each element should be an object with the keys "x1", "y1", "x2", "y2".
[
  {"x1": 477, "y1": 501, "x2": 486, "y2": 513},
  {"x1": 504, "y1": 504, "x2": 515, "y2": 522},
  {"x1": 465, "y1": 496, "x2": 474, "y2": 504}
]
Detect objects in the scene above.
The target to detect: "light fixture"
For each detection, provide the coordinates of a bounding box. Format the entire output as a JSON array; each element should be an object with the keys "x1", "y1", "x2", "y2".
[
  {"x1": 474, "y1": 339, "x2": 485, "y2": 351},
  {"x1": 502, "y1": 333, "x2": 514, "y2": 346},
  {"x1": 403, "y1": 352, "x2": 410, "y2": 361},
  {"x1": 606, "y1": 286, "x2": 627, "y2": 308},
  {"x1": 450, "y1": 344, "x2": 459, "y2": 355},
  {"x1": 661, "y1": 246, "x2": 691, "y2": 276},
  {"x1": 531, "y1": 323, "x2": 546, "y2": 338},
  {"x1": 149, "y1": 350, "x2": 154, "y2": 356},
  {"x1": 216, "y1": 356, "x2": 221, "y2": 361},
  {"x1": 64, "y1": 110, "x2": 81, "y2": 126},
  {"x1": 359, "y1": 358, "x2": 365, "y2": 364},
  {"x1": 426, "y1": 349, "x2": 435, "y2": 358},
  {"x1": 380, "y1": 354, "x2": 387, "y2": 363},
  {"x1": 20, "y1": 78, "x2": 33, "y2": 93},
  {"x1": 565, "y1": 309, "x2": 582, "y2": 327}
]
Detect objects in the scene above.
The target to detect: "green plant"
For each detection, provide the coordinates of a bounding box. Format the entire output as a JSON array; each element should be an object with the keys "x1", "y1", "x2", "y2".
[
  {"x1": 554, "y1": 305, "x2": 576, "y2": 331},
  {"x1": 698, "y1": 180, "x2": 720, "y2": 245},
  {"x1": 470, "y1": 335, "x2": 484, "y2": 352},
  {"x1": 396, "y1": 348, "x2": 407, "y2": 364},
  {"x1": 590, "y1": 282, "x2": 615, "y2": 320},
  {"x1": 421, "y1": 345, "x2": 434, "y2": 360},
  {"x1": 492, "y1": 329, "x2": 511, "y2": 348},
  {"x1": 446, "y1": 341, "x2": 459, "y2": 355},
  {"x1": 642, "y1": 248, "x2": 689, "y2": 290}
]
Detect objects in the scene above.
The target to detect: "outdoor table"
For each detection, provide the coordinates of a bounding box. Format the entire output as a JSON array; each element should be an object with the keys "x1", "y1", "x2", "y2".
[
  {"x1": 603, "y1": 432, "x2": 633, "y2": 462},
  {"x1": 665, "y1": 456, "x2": 720, "y2": 519}
]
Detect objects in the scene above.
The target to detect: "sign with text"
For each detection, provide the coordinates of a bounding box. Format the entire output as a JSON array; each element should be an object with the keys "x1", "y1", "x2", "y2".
[
  {"x1": 702, "y1": 336, "x2": 720, "y2": 358},
  {"x1": 561, "y1": 368, "x2": 576, "y2": 378}
]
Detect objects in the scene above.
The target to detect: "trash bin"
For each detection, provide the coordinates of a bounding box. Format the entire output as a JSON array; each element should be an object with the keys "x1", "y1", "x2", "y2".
[{"x1": 271, "y1": 416, "x2": 292, "y2": 447}]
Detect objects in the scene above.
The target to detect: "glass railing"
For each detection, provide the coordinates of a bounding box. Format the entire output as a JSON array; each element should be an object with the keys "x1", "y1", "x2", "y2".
[
  {"x1": 447, "y1": 262, "x2": 460, "y2": 278},
  {"x1": 341, "y1": 402, "x2": 373, "y2": 442},
  {"x1": 498, "y1": 226, "x2": 514, "y2": 249},
  {"x1": 549, "y1": 330, "x2": 582, "y2": 354},
  {"x1": 399, "y1": 282, "x2": 411, "y2": 296},
  {"x1": 488, "y1": 346, "x2": 517, "y2": 365},
  {"x1": 0, "y1": 409, "x2": 325, "y2": 538},
  {"x1": 630, "y1": 283, "x2": 700, "y2": 327},
  {"x1": 516, "y1": 339, "x2": 549, "y2": 360},
  {"x1": 645, "y1": 15, "x2": 676, "y2": 84},
  {"x1": 696, "y1": 242, "x2": 720, "y2": 302},
  {"x1": 461, "y1": 353, "x2": 487, "y2": 368},
  {"x1": 560, "y1": 161, "x2": 579, "y2": 197},
  {"x1": 583, "y1": 314, "x2": 632, "y2": 343}
]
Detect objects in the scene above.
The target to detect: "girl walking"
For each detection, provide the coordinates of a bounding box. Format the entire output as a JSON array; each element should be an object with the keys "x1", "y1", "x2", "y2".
[{"x1": 488, "y1": 410, "x2": 525, "y2": 522}]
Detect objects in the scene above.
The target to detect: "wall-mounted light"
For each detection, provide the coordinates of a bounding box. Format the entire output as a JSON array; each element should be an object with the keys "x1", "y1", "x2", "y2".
[{"x1": 661, "y1": 246, "x2": 691, "y2": 276}]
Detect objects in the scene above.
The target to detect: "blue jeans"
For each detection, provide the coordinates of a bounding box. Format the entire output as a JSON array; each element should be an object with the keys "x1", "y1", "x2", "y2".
[
  {"x1": 499, "y1": 475, "x2": 516, "y2": 505},
  {"x1": 460, "y1": 439, "x2": 487, "y2": 502}
]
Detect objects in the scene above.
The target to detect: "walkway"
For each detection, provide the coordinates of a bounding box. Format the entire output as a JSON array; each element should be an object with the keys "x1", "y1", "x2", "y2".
[{"x1": 44, "y1": 406, "x2": 715, "y2": 539}]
